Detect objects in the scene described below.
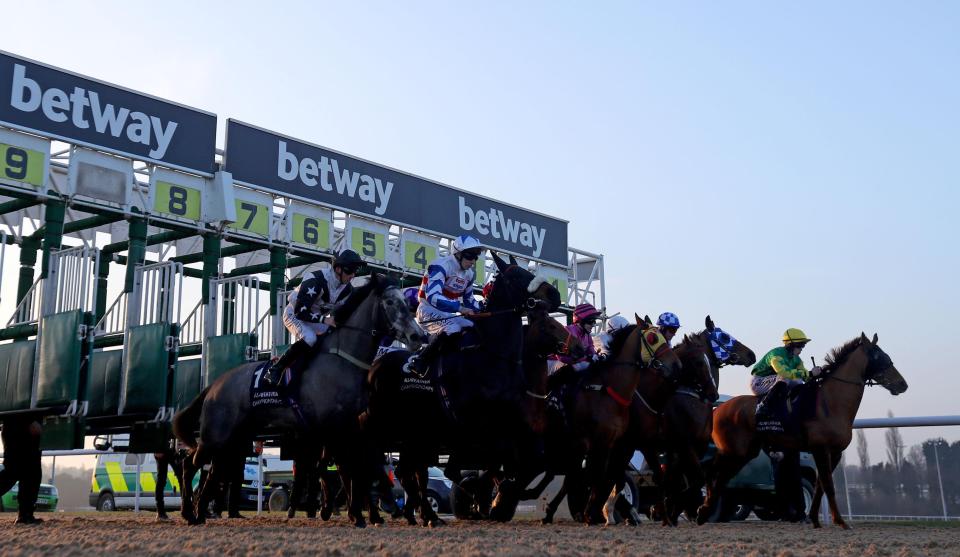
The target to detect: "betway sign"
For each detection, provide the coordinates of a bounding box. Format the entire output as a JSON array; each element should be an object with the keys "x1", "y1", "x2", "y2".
[
  {"x1": 0, "y1": 51, "x2": 216, "y2": 175},
  {"x1": 224, "y1": 120, "x2": 568, "y2": 264}
]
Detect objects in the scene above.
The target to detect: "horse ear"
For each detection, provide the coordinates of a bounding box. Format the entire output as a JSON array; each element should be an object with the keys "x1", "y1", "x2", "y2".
[
  {"x1": 872, "y1": 332, "x2": 879, "y2": 344},
  {"x1": 491, "y1": 252, "x2": 509, "y2": 273},
  {"x1": 634, "y1": 313, "x2": 644, "y2": 327},
  {"x1": 860, "y1": 332, "x2": 869, "y2": 343},
  {"x1": 644, "y1": 314, "x2": 653, "y2": 326},
  {"x1": 705, "y1": 315, "x2": 715, "y2": 331},
  {"x1": 508, "y1": 254, "x2": 518, "y2": 266}
]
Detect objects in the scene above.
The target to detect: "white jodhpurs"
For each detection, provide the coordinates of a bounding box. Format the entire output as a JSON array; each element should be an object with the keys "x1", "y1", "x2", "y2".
[
  {"x1": 283, "y1": 305, "x2": 330, "y2": 347},
  {"x1": 416, "y1": 303, "x2": 474, "y2": 336},
  {"x1": 750, "y1": 374, "x2": 803, "y2": 396}
]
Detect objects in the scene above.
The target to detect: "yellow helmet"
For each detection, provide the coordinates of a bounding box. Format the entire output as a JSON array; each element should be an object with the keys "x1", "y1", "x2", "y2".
[{"x1": 782, "y1": 328, "x2": 811, "y2": 345}]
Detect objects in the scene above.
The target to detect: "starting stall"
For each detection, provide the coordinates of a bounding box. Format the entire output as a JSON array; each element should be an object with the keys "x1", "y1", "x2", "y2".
[{"x1": 0, "y1": 50, "x2": 604, "y2": 454}]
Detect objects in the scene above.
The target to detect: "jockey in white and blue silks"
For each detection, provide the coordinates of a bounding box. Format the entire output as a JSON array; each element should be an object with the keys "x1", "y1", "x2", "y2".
[{"x1": 406, "y1": 235, "x2": 484, "y2": 374}]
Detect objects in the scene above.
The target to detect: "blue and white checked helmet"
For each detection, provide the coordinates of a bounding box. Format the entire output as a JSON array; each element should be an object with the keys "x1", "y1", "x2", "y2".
[{"x1": 657, "y1": 312, "x2": 681, "y2": 329}]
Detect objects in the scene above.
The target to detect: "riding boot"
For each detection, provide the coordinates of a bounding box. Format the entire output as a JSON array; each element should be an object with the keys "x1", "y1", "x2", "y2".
[
  {"x1": 756, "y1": 381, "x2": 789, "y2": 421},
  {"x1": 262, "y1": 339, "x2": 312, "y2": 387},
  {"x1": 404, "y1": 333, "x2": 448, "y2": 376}
]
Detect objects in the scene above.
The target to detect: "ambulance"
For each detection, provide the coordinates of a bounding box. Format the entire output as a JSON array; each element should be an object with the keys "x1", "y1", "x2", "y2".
[{"x1": 89, "y1": 453, "x2": 269, "y2": 511}]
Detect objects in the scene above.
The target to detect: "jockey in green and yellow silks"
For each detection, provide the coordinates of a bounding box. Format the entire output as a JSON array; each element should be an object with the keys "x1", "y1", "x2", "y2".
[{"x1": 752, "y1": 328, "x2": 822, "y2": 425}]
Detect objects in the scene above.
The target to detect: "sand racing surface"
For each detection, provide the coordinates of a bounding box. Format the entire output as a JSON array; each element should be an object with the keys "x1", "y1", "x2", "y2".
[{"x1": 2, "y1": 514, "x2": 958, "y2": 556}]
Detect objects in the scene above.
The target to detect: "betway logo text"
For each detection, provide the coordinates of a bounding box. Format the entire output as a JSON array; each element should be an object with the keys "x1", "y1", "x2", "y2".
[
  {"x1": 459, "y1": 196, "x2": 546, "y2": 258},
  {"x1": 9, "y1": 64, "x2": 178, "y2": 160},
  {"x1": 278, "y1": 141, "x2": 393, "y2": 216}
]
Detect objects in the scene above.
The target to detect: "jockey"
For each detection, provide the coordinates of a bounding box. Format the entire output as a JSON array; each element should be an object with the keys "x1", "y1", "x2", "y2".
[
  {"x1": 751, "y1": 328, "x2": 822, "y2": 522},
  {"x1": 406, "y1": 235, "x2": 484, "y2": 375},
  {"x1": 548, "y1": 303, "x2": 601, "y2": 374},
  {"x1": 656, "y1": 312, "x2": 681, "y2": 345},
  {"x1": 262, "y1": 249, "x2": 364, "y2": 386},
  {"x1": 597, "y1": 314, "x2": 631, "y2": 359},
  {"x1": 751, "y1": 328, "x2": 823, "y2": 420}
]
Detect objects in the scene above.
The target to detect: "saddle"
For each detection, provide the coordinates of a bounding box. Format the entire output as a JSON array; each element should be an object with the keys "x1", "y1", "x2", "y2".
[
  {"x1": 250, "y1": 360, "x2": 309, "y2": 427},
  {"x1": 756, "y1": 382, "x2": 818, "y2": 435}
]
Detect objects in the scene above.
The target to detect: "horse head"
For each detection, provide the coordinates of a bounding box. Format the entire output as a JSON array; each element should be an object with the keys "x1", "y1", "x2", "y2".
[
  {"x1": 335, "y1": 273, "x2": 428, "y2": 350},
  {"x1": 675, "y1": 335, "x2": 720, "y2": 403},
  {"x1": 526, "y1": 309, "x2": 586, "y2": 360},
  {"x1": 632, "y1": 314, "x2": 682, "y2": 379},
  {"x1": 703, "y1": 315, "x2": 756, "y2": 367},
  {"x1": 860, "y1": 332, "x2": 908, "y2": 395},
  {"x1": 486, "y1": 253, "x2": 562, "y2": 314}
]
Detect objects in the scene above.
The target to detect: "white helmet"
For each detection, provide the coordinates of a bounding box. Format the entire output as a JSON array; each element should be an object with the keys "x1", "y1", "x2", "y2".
[
  {"x1": 605, "y1": 315, "x2": 630, "y2": 333},
  {"x1": 452, "y1": 235, "x2": 483, "y2": 255}
]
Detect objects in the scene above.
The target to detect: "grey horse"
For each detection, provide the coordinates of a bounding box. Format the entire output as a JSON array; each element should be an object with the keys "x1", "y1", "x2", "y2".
[{"x1": 173, "y1": 273, "x2": 426, "y2": 526}]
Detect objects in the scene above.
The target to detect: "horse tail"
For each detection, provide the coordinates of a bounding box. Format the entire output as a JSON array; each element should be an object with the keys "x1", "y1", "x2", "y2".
[{"x1": 173, "y1": 386, "x2": 210, "y2": 450}]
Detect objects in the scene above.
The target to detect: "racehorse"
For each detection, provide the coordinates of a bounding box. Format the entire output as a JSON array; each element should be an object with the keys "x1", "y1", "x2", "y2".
[
  {"x1": 173, "y1": 273, "x2": 427, "y2": 526},
  {"x1": 698, "y1": 333, "x2": 907, "y2": 529},
  {"x1": 361, "y1": 253, "x2": 562, "y2": 526},
  {"x1": 539, "y1": 317, "x2": 723, "y2": 525},
  {"x1": 449, "y1": 306, "x2": 587, "y2": 522},
  {"x1": 627, "y1": 316, "x2": 755, "y2": 525},
  {"x1": 540, "y1": 317, "x2": 682, "y2": 525}
]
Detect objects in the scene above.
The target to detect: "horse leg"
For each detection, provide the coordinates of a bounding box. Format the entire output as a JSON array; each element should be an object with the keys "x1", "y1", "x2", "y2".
[
  {"x1": 180, "y1": 452, "x2": 200, "y2": 524},
  {"x1": 697, "y1": 453, "x2": 744, "y2": 525},
  {"x1": 193, "y1": 460, "x2": 221, "y2": 525},
  {"x1": 398, "y1": 466, "x2": 420, "y2": 526},
  {"x1": 811, "y1": 448, "x2": 848, "y2": 529},
  {"x1": 541, "y1": 478, "x2": 567, "y2": 525},
  {"x1": 583, "y1": 449, "x2": 613, "y2": 525},
  {"x1": 344, "y1": 459, "x2": 367, "y2": 528},
  {"x1": 319, "y1": 463, "x2": 335, "y2": 520},
  {"x1": 418, "y1": 464, "x2": 443, "y2": 527},
  {"x1": 304, "y1": 460, "x2": 321, "y2": 519},
  {"x1": 287, "y1": 454, "x2": 307, "y2": 518}
]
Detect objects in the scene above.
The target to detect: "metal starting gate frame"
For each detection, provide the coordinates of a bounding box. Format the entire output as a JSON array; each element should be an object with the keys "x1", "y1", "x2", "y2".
[{"x1": 0, "y1": 50, "x2": 604, "y2": 450}]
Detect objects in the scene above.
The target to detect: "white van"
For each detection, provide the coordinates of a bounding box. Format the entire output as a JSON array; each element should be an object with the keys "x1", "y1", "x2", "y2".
[{"x1": 89, "y1": 453, "x2": 269, "y2": 511}]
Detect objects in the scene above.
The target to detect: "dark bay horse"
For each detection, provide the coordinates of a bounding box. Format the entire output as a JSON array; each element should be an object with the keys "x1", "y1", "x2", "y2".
[
  {"x1": 361, "y1": 253, "x2": 562, "y2": 526},
  {"x1": 539, "y1": 317, "x2": 722, "y2": 525},
  {"x1": 540, "y1": 317, "x2": 682, "y2": 525},
  {"x1": 698, "y1": 333, "x2": 907, "y2": 529},
  {"x1": 173, "y1": 273, "x2": 427, "y2": 526},
  {"x1": 629, "y1": 316, "x2": 756, "y2": 525},
  {"x1": 452, "y1": 307, "x2": 587, "y2": 522}
]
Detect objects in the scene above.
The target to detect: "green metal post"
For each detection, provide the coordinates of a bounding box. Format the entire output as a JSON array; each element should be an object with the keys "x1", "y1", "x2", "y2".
[
  {"x1": 94, "y1": 259, "x2": 110, "y2": 325},
  {"x1": 125, "y1": 218, "x2": 148, "y2": 293},
  {"x1": 201, "y1": 235, "x2": 220, "y2": 305},
  {"x1": 16, "y1": 236, "x2": 40, "y2": 306},
  {"x1": 269, "y1": 247, "x2": 288, "y2": 314},
  {"x1": 39, "y1": 199, "x2": 66, "y2": 279}
]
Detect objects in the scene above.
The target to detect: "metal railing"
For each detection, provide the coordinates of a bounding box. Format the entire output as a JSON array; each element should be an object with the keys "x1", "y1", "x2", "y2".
[
  {"x1": 129, "y1": 261, "x2": 183, "y2": 327},
  {"x1": 95, "y1": 292, "x2": 128, "y2": 335},
  {"x1": 7, "y1": 276, "x2": 43, "y2": 327},
  {"x1": 45, "y1": 246, "x2": 99, "y2": 315},
  {"x1": 179, "y1": 299, "x2": 205, "y2": 346}
]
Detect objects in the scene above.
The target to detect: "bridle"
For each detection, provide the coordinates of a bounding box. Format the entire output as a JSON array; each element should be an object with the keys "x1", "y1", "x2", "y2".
[{"x1": 821, "y1": 343, "x2": 892, "y2": 388}]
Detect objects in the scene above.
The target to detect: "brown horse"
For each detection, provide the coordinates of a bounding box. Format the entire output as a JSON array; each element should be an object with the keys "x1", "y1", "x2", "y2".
[
  {"x1": 653, "y1": 317, "x2": 756, "y2": 525},
  {"x1": 570, "y1": 316, "x2": 683, "y2": 524},
  {"x1": 698, "y1": 333, "x2": 907, "y2": 529}
]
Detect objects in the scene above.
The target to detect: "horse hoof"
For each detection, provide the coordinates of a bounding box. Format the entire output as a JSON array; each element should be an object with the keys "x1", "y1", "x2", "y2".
[
  {"x1": 695, "y1": 507, "x2": 710, "y2": 526},
  {"x1": 353, "y1": 520, "x2": 367, "y2": 529},
  {"x1": 319, "y1": 508, "x2": 332, "y2": 521},
  {"x1": 540, "y1": 517, "x2": 553, "y2": 525},
  {"x1": 839, "y1": 522, "x2": 851, "y2": 530},
  {"x1": 370, "y1": 516, "x2": 385, "y2": 526}
]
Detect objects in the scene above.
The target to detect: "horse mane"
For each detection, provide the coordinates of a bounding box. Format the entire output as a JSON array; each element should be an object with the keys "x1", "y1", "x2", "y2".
[
  {"x1": 606, "y1": 324, "x2": 638, "y2": 359},
  {"x1": 823, "y1": 336, "x2": 866, "y2": 373},
  {"x1": 332, "y1": 274, "x2": 382, "y2": 323}
]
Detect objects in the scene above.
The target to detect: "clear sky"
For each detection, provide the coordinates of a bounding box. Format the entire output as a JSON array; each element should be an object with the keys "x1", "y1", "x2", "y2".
[{"x1": 2, "y1": 1, "x2": 957, "y2": 463}]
